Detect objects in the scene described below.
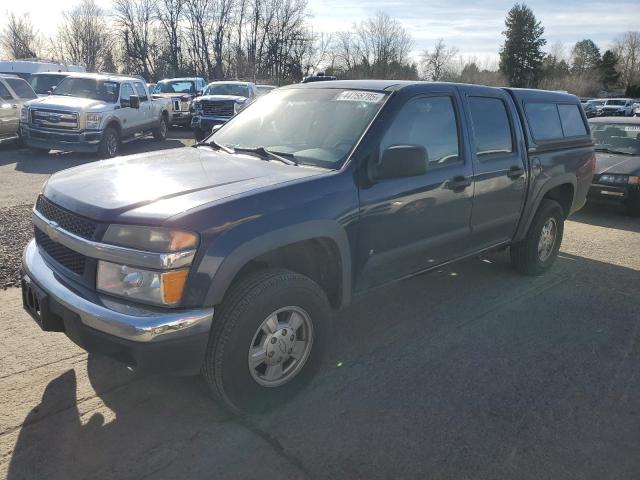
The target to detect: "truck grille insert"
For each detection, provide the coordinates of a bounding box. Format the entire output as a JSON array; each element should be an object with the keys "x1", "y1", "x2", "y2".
[
  {"x1": 35, "y1": 195, "x2": 97, "y2": 240},
  {"x1": 35, "y1": 227, "x2": 87, "y2": 275},
  {"x1": 30, "y1": 109, "x2": 79, "y2": 130},
  {"x1": 201, "y1": 100, "x2": 234, "y2": 117}
]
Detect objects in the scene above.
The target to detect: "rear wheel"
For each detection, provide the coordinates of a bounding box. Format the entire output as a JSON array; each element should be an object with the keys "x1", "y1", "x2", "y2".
[
  {"x1": 98, "y1": 127, "x2": 120, "y2": 158},
  {"x1": 510, "y1": 199, "x2": 564, "y2": 275},
  {"x1": 201, "y1": 269, "x2": 331, "y2": 414},
  {"x1": 153, "y1": 115, "x2": 168, "y2": 140}
]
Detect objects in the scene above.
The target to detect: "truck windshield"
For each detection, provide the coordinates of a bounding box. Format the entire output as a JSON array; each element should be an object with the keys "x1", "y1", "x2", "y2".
[
  {"x1": 605, "y1": 100, "x2": 626, "y2": 106},
  {"x1": 153, "y1": 81, "x2": 195, "y2": 94},
  {"x1": 213, "y1": 88, "x2": 388, "y2": 168},
  {"x1": 204, "y1": 84, "x2": 250, "y2": 97},
  {"x1": 591, "y1": 123, "x2": 640, "y2": 155},
  {"x1": 29, "y1": 74, "x2": 66, "y2": 94},
  {"x1": 53, "y1": 78, "x2": 120, "y2": 102},
  {"x1": 5, "y1": 78, "x2": 37, "y2": 99}
]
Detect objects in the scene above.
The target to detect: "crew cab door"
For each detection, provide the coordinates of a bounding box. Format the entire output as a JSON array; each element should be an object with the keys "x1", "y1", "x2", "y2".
[
  {"x1": 355, "y1": 86, "x2": 474, "y2": 290},
  {"x1": 133, "y1": 81, "x2": 154, "y2": 129},
  {"x1": 459, "y1": 85, "x2": 528, "y2": 248},
  {"x1": 118, "y1": 82, "x2": 139, "y2": 137},
  {"x1": 0, "y1": 82, "x2": 19, "y2": 138}
]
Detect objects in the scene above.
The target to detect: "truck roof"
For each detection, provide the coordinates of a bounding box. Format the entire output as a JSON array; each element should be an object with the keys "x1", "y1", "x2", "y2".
[
  {"x1": 286, "y1": 80, "x2": 581, "y2": 104},
  {"x1": 65, "y1": 72, "x2": 144, "y2": 83},
  {"x1": 158, "y1": 77, "x2": 203, "y2": 82}
]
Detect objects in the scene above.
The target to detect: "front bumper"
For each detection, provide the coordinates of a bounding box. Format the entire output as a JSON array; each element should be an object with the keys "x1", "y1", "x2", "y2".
[
  {"x1": 191, "y1": 114, "x2": 231, "y2": 131},
  {"x1": 21, "y1": 239, "x2": 213, "y2": 374},
  {"x1": 169, "y1": 111, "x2": 192, "y2": 125},
  {"x1": 588, "y1": 183, "x2": 639, "y2": 204},
  {"x1": 21, "y1": 124, "x2": 102, "y2": 152}
]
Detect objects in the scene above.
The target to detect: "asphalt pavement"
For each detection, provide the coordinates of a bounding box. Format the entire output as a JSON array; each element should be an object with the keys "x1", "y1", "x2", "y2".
[{"x1": 0, "y1": 134, "x2": 639, "y2": 479}]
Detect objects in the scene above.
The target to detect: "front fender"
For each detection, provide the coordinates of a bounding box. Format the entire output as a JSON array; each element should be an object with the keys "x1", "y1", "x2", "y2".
[{"x1": 194, "y1": 220, "x2": 352, "y2": 309}]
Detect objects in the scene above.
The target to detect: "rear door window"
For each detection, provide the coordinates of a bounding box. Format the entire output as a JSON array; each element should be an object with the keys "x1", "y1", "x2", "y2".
[
  {"x1": 0, "y1": 82, "x2": 12, "y2": 101},
  {"x1": 525, "y1": 103, "x2": 563, "y2": 141},
  {"x1": 133, "y1": 82, "x2": 148, "y2": 102},
  {"x1": 557, "y1": 104, "x2": 587, "y2": 137},
  {"x1": 468, "y1": 97, "x2": 513, "y2": 157}
]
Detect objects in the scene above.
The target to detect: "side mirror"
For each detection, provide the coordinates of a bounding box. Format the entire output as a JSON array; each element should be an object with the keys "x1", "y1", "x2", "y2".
[
  {"x1": 196, "y1": 90, "x2": 203, "y2": 97},
  {"x1": 375, "y1": 145, "x2": 428, "y2": 179},
  {"x1": 211, "y1": 124, "x2": 223, "y2": 134},
  {"x1": 129, "y1": 95, "x2": 140, "y2": 109}
]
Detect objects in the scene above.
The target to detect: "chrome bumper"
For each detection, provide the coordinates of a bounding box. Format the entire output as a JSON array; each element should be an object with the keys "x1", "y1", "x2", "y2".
[{"x1": 22, "y1": 239, "x2": 213, "y2": 342}]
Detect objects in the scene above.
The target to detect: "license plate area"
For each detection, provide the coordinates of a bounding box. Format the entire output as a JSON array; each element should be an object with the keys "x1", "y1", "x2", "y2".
[{"x1": 21, "y1": 274, "x2": 64, "y2": 331}]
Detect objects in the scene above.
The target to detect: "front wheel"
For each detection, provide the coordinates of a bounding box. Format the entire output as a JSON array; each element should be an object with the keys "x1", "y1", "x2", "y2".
[
  {"x1": 153, "y1": 115, "x2": 168, "y2": 140},
  {"x1": 98, "y1": 127, "x2": 120, "y2": 158},
  {"x1": 510, "y1": 199, "x2": 564, "y2": 275},
  {"x1": 201, "y1": 269, "x2": 331, "y2": 414}
]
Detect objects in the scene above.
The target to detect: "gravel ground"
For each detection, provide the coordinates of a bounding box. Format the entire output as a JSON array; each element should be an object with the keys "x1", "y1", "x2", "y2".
[{"x1": 0, "y1": 204, "x2": 34, "y2": 289}]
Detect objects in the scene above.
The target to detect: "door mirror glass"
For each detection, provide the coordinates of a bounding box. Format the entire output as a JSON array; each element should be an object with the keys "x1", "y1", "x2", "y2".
[
  {"x1": 376, "y1": 145, "x2": 428, "y2": 179},
  {"x1": 129, "y1": 95, "x2": 140, "y2": 109},
  {"x1": 196, "y1": 90, "x2": 203, "y2": 97}
]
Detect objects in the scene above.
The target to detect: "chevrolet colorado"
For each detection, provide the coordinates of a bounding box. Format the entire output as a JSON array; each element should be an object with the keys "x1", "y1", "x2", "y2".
[{"x1": 21, "y1": 80, "x2": 594, "y2": 412}]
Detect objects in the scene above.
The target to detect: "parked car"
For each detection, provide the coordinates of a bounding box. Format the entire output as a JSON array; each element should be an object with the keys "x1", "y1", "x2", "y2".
[
  {"x1": 256, "y1": 84, "x2": 276, "y2": 96},
  {"x1": 21, "y1": 80, "x2": 593, "y2": 413},
  {"x1": 0, "y1": 74, "x2": 37, "y2": 145},
  {"x1": 28, "y1": 72, "x2": 73, "y2": 97},
  {"x1": 20, "y1": 73, "x2": 171, "y2": 158},
  {"x1": 190, "y1": 81, "x2": 258, "y2": 140},
  {"x1": 598, "y1": 98, "x2": 635, "y2": 117},
  {"x1": 151, "y1": 77, "x2": 207, "y2": 126},
  {"x1": 581, "y1": 98, "x2": 602, "y2": 118},
  {"x1": 588, "y1": 116, "x2": 640, "y2": 215},
  {"x1": 633, "y1": 101, "x2": 640, "y2": 117},
  {"x1": 301, "y1": 72, "x2": 337, "y2": 83}
]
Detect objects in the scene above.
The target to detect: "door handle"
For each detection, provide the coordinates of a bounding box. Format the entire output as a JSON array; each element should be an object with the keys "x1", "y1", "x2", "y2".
[
  {"x1": 507, "y1": 166, "x2": 525, "y2": 179},
  {"x1": 446, "y1": 175, "x2": 472, "y2": 191}
]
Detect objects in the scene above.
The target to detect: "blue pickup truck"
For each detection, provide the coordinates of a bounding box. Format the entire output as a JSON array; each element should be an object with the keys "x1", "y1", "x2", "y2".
[{"x1": 21, "y1": 80, "x2": 594, "y2": 412}]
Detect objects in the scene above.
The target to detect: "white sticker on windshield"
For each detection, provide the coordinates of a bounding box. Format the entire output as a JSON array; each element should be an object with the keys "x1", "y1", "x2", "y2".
[
  {"x1": 335, "y1": 91, "x2": 385, "y2": 103},
  {"x1": 622, "y1": 125, "x2": 640, "y2": 132}
]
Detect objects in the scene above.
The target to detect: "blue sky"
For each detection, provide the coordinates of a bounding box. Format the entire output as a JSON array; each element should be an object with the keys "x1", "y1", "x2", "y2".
[{"x1": 3, "y1": 0, "x2": 639, "y2": 63}]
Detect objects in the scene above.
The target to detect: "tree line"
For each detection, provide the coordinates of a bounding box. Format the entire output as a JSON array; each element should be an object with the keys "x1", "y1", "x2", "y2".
[{"x1": 1, "y1": 1, "x2": 639, "y2": 96}]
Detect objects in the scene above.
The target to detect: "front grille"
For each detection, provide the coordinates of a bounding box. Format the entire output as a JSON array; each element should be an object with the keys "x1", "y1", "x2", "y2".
[
  {"x1": 201, "y1": 100, "x2": 234, "y2": 117},
  {"x1": 35, "y1": 195, "x2": 97, "y2": 240},
  {"x1": 35, "y1": 227, "x2": 86, "y2": 275},
  {"x1": 173, "y1": 99, "x2": 180, "y2": 111},
  {"x1": 30, "y1": 109, "x2": 79, "y2": 130}
]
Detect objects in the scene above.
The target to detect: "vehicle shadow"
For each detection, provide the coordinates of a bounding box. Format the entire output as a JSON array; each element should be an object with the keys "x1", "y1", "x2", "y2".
[
  {"x1": 571, "y1": 202, "x2": 640, "y2": 233},
  {"x1": 0, "y1": 136, "x2": 190, "y2": 175},
  {"x1": 6, "y1": 250, "x2": 640, "y2": 479}
]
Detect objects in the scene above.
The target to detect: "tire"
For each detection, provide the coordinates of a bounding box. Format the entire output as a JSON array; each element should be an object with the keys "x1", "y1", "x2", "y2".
[
  {"x1": 98, "y1": 126, "x2": 120, "y2": 158},
  {"x1": 193, "y1": 127, "x2": 207, "y2": 142},
  {"x1": 201, "y1": 268, "x2": 331, "y2": 414},
  {"x1": 153, "y1": 115, "x2": 168, "y2": 140},
  {"x1": 510, "y1": 199, "x2": 564, "y2": 275}
]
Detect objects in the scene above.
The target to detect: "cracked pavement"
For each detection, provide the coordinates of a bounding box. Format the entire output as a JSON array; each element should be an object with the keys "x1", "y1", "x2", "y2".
[{"x1": 1, "y1": 138, "x2": 640, "y2": 479}]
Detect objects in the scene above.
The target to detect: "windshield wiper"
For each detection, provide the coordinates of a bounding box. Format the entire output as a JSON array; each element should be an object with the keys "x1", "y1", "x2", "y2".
[
  {"x1": 595, "y1": 147, "x2": 634, "y2": 155},
  {"x1": 193, "y1": 138, "x2": 234, "y2": 153},
  {"x1": 232, "y1": 146, "x2": 298, "y2": 165}
]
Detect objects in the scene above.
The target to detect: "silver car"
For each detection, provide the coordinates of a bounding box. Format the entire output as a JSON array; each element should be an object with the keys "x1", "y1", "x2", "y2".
[{"x1": 0, "y1": 74, "x2": 37, "y2": 145}]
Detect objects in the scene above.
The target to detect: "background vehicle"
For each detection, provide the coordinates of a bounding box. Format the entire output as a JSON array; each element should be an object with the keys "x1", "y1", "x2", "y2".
[
  {"x1": 0, "y1": 74, "x2": 37, "y2": 145},
  {"x1": 256, "y1": 84, "x2": 276, "y2": 96},
  {"x1": 301, "y1": 72, "x2": 337, "y2": 83},
  {"x1": 588, "y1": 116, "x2": 640, "y2": 215},
  {"x1": 598, "y1": 98, "x2": 635, "y2": 116},
  {"x1": 633, "y1": 102, "x2": 640, "y2": 117},
  {"x1": 20, "y1": 73, "x2": 171, "y2": 158},
  {"x1": 581, "y1": 98, "x2": 602, "y2": 118},
  {"x1": 28, "y1": 72, "x2": 73, "y2": 97},
  {"x1": 152, "y1": 77, "x2": 207, "y2": 126},
  {"x1": 21, "y1": 81, "x2": 593, "y2": 413},
  {"x1": 0, "y1": 59, "x2": 84, "y2": 81},
  {"x1": 190, "y1": 81, "x2": 257, "y2": 140}
]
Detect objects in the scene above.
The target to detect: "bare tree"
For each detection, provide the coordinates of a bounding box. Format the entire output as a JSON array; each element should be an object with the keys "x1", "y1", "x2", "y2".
[
  {"x1": 613, "y1": 31, "x2": 640, "y2": 89},
  {"x1": 113, "y1": 0, "x2": 161, "y2": 80},
  {"x1": 157, "y1": 0, "x2": 185, "y2": 76},
  {"x1": 420, "y1": 39, "x2": 458, "y2": 81},
  {"x1": 55, "y1": 0, "x2": 112, "y2": 71},
  {"x1": 0, "y1": 12, "x2": 40, "y2": 59}
]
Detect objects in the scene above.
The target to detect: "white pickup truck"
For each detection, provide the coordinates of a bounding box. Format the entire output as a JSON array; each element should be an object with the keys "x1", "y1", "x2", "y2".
[{"x1": 21, "y1": 73, "x2": 171, "y2": 158}]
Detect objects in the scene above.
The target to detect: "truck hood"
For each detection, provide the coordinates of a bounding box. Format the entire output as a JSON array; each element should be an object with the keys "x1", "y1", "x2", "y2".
[
  {"x1": 43, "y1": 146, "x2": 324, "y2": 223},
  {"x1": 196, "y1": 95, "x2": 247, "y2": 103},
  {"x1": 27, "y1": 95, "x2": 110, "y2": 112},
  {"x1": 594, "y1": 152, "x2": 640, "y2": 175}
]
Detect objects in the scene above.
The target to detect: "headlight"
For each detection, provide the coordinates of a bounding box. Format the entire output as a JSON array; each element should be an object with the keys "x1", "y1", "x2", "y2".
[
  {"x1": 628, "y1": 176, "x2": 640, "y2": 185},
  {"x1": 97, "y1": 261, "x2": 189, "y2": 305},
  {"x1": 234, "y1": 101, "x2": 247, "y2": 114},
  {"x1": 86, "y1": 113, "x2": 102, "y2": 129},
  {"x1": 103, "y1": 225, "x2": 199, "y2": 252},
  {"x1": 599, "y1": 174, "x2": 630, "y2": 185},
  {"x1": 20, "y1": 106, "x2": 28, "y2": 122}
]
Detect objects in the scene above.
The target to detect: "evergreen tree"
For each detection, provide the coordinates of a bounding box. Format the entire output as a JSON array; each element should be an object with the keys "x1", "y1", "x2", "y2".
[
  {"x1": 600, "y1": 49, "x2": 621, "y2": 90},
  {"x1": 499, "y1": 4, "x2": 546, "y2": 87},
  {"x1": 571, "y1": 39, "x2": 601, "y2": 74}
]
